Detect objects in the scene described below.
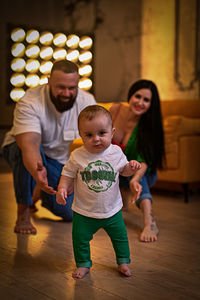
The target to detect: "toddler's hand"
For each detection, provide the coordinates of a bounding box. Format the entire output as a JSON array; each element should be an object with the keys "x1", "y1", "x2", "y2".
[
  {"x1": 129, "y1": 160, "x2": 141, "y2": 171},
  {"x1": 56, "y1": 188, "x2": 67, "y2": 205}
]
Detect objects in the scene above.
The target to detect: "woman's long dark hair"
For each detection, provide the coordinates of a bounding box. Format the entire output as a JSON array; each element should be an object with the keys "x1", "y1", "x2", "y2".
[{"x1": 128, "y1": 79, "x2": 165, "y2": 172}]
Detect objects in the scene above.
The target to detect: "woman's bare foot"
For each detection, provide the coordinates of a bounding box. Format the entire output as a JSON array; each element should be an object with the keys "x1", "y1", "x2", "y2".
[
  {"x1": 140, "y1": 223, "x2": 159, "y2": 242},
  {"x1": 14, "y1": 204, "x2": 37, "y2": 234},
  {"x1": 72, "y1": 267, "x2": 90, "y2": 279},
  {"x1": 118, "y1": 263, "x2": 131, "y2": 277},
  {"x1": 139, "y1": 199, "x2": 159, "y2": 242}
]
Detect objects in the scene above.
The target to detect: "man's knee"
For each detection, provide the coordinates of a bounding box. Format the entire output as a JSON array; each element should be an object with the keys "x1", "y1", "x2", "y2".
[{"x1": 41, "y1": 191, "x2": 73, "y2": 222}]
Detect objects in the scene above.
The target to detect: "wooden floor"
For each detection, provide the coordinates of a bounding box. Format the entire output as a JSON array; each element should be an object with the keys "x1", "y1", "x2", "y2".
[{"x1": 0, "y1": 158, "x2": 200, "y2": 300}]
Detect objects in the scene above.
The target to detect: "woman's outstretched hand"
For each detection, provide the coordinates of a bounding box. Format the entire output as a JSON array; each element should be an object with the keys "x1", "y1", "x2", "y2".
[{"x1": 129, "y1": 179, "x2": 142, "y2": 203}]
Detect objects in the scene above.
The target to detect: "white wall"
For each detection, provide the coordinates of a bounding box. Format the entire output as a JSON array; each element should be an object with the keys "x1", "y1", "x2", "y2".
[
  {"x1": 141, "y1": 0, "x2": 199, "y2": 100},
  {"x1": 0, "y1": 0, "x2": 199, "y2": 127}
]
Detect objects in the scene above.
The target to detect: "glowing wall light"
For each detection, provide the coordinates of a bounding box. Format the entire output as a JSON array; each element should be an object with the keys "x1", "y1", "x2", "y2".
[
  {"x1": 79, "y1": 65, "x2": 92, "y2": 77},
  {"x1": 40, "y1": 75, "x2": 48, "y2": 85},
  {"x1": 26, "y1": 29, "x2": 39, "y2": 43},
  {"x1": 8, "y1": 25, "x2": 94, "y2": 103},
  {"x1": 39, "y1": 61, "x2": 53, "y2": 74},
  {"x1": 40, "y1": 32, "x2": 53, "y2": 45},
  {"x1": 11, "y1": 28, "x2": 25, "y2": 42},
  {"x1": 11, "y1": 58, "x2": 26, "y2": 72},
  {"x1": 25, "y1": 45, "x2": 40, "y2": 58},
  {"x1": 53, "y1": 48, "x2": 67, "y2": 60},
  {"x1": 67, "y1": 50, "x2": 79, "y2": 62},
  {"x1": 66, "y1": 34, "x2": 80, "y2": 48},
  {"x1": 79, "y1": 51, "x2": 92, "y2": 63},
  {"x1": 10, "y1": 88, "x2": 25, "y2": 102},
  {"x1": 78, "y1": 78, "x2": 92, "y2": 90},
  {"x1": 40, "y1": 46, "x2": 53, "y2": 60},
  {"x1": 11, "y1": 43, "x2": 25, "y2": 57},
  {"x1": 25, "y1": 74, "x2": 40, "y2": 87},
  {"x1": 53, "y1": 33, "x2": 67, "y2": 47},
  {"x1": 79, "y1": 36, "x2": 93, "y2": 50},
  {"x1": 25, "y1": 59, "x2": 40, "y2": 73},
  {"x1": 10, "y1": 73, "x2": 25, "y2": 87}
]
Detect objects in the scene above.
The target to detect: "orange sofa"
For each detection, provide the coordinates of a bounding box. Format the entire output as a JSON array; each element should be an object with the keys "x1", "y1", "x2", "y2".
[{"x1": 70, "y1": 100, "x2": 200, "y2": 202}]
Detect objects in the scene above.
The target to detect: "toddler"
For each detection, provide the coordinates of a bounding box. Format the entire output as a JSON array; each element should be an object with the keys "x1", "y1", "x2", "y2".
[{"x1": 56, "y1": 105, "x2": 141, "y2": 279}]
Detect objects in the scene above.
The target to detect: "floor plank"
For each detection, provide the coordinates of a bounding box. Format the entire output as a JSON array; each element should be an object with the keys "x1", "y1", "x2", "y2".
[{"x1": 0, "y1": 162, "x2": 200, "y2": 300}]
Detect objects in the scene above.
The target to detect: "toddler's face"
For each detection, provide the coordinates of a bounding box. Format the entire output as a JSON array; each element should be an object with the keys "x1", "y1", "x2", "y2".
[{"x1": 79, "y1": 114, "x2": 115, "y2": 153}]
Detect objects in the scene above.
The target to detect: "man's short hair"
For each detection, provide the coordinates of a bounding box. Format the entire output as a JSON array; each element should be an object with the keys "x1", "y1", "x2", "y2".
[{"x1": 51, "y1": 59, "x2": 78, "y2": 75}]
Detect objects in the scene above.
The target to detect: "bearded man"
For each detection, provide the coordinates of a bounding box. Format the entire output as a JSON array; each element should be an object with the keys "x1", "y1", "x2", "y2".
[{"x1": 2, "y1": 60, "x2": 96, "y2": 234}]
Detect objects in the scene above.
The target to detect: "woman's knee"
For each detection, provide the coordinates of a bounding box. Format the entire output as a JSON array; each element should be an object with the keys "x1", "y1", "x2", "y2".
[{"x1": 136, "y1": 196, "x2": 152, "y2": 209}]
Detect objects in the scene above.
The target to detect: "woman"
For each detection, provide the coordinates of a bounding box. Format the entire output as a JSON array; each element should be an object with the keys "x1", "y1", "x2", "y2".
[{"x1": 110, "y1": 79, "x2": 165, "y2": 242}]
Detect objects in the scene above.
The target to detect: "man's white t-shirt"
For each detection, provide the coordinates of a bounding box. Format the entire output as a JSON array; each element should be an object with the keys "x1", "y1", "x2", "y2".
[
  {"x1": 2, "y1": 85, "x2": 96, "y2": 164},
  {"x1": 62, "y1": 144, "x2": 129, "y2": 219}
]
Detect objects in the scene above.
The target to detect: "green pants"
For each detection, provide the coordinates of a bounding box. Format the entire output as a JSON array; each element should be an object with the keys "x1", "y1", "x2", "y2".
[{"x1": 72, "y1": 210, "x2": 131, "y2": 268}]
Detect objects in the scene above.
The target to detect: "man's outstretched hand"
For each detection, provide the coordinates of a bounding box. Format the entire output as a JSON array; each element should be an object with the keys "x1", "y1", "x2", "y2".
[{"x1": 36, "y1": 162, "x2": 56, "y2": 194}]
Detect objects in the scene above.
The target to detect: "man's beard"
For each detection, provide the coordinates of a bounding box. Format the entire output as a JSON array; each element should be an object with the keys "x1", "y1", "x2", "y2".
[{"x1": 50, "y1": 89, "x2": 76, "y2": 113}]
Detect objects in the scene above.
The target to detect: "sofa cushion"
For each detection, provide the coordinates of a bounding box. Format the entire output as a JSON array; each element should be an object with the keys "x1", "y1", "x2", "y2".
[
  {"x1": 161, "y1": 100, "x2": 200, "y2": 118},
  {"x1": 164, "y1": 116, "x2": 200, "y2": 169}
]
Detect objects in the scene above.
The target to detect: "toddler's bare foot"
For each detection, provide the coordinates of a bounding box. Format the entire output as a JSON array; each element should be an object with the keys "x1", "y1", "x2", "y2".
[
  {"x1": 140, "y1": 223, "x2": 159, "y2": 242},
  {"x1": 14, "y1": 204, "x2": 37, "y2": 234},
  {"x1": 118, "y1": 263, "x2": 131, "y2": 277},
  {"x1": 72, "y1": 267, "x2": 90, "y2": 279}
]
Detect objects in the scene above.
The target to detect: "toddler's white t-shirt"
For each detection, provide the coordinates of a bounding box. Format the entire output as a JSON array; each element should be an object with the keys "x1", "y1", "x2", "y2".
[{"x1": 62, "y1": 144, "x2": 129, "y2": 218}]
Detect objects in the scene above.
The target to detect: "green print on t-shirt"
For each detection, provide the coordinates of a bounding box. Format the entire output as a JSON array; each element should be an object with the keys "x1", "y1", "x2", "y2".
[{"x1": 80, "y1": 160, "x2": 117, "y2": 193}]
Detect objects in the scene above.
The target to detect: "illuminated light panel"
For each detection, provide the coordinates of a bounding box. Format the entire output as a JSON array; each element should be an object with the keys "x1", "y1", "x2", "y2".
[
  {"x1": 10, "y1": 73, "x2": 25, "y2": 87},
  {"x1": 39, "y1": 61, "x2": 53, "y2": 74},
  {"x1": 25, "y1": 45, "x2": 40, "y2": 58},
  {"x1": 78, "y1": 78, "x2": 92, "y2": 90},
  {"x1": 66, "y1": 34, "x2": 80, "y2": 48},
  {"x1": 8, "y1": 26, "x2": 94, "y2": 103},
  {"x1": 79, "y1": 65, "x2": 92, "y2": 77},
  {"x1": 10, "y1": 88, "x2": 25, "y2": 102},
  {"x1": 25, "y1": 59, "x2": 40, "y2": 73},
  {"x1": 11, "y1": 28, "x2": 25, "y2": 42},
  {"x1": 40, "y1": 32, "x2": 53, "y2": 45},
  {"x1": 11, "y1": 43, "x2": 25, "y2": 57},
  {"x1": 79, "y1": 36, "x2": 93, "y2": 50},
  {"x1": 26, "y1": 29, "x2": 39, "y2": 43},
  {"x1": 25, "y1": 74, "x2": 40, "y2": 87},
  {"x1": 79, "y1": 51, "x2": 92, "y2": 63},
  {"x1": 11, "y1": 58, "x2": 26, "y2": 72},
  {"x1": 53, "y1": 33, "x2": 67, "y2": 47},
  {"x1": 40, "y1": 46, "x2": 53, "y2": 60}
]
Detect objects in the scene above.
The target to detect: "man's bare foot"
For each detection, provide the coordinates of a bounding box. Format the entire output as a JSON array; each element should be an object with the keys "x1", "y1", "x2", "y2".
[
  {"x1": 72, "y1": 267, "x2": 90, "y2": 279},
  {"x1": 14, "y1": 204, "x2": 37, "y2": 234},
  {"x1": 29, "y1": 203, "x2": 38, "y2": 213},
  {"x1": 140, "y1": 223, "x2": 159, "y2": 242},
  {"x1": 118, "y1": 263, "x2": 131, "y2": 277}
]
